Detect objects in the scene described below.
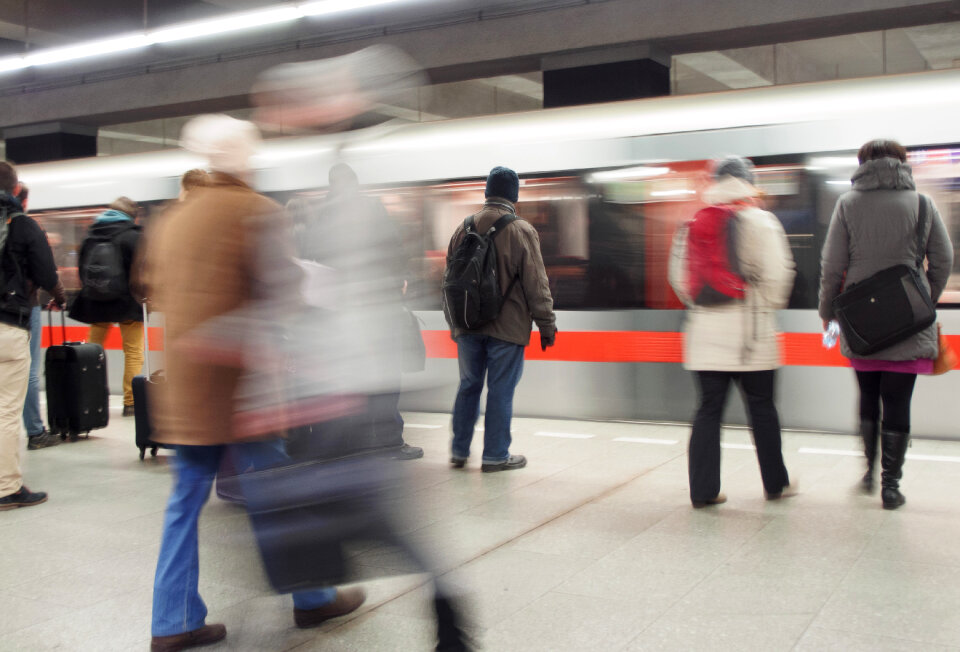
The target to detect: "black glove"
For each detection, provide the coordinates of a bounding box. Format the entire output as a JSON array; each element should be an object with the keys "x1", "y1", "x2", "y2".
[{"x1": 540, "y1": 328, "x2": 556, "y2": 352}]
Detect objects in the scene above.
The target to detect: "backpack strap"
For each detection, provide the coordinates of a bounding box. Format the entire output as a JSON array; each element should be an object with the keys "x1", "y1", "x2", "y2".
[
  {"x1": 488, "y1": 213, "x2": 517, "y2": 240},
  {"x1": 464, "y1": 215, "x2": 476, "y2": 233}
]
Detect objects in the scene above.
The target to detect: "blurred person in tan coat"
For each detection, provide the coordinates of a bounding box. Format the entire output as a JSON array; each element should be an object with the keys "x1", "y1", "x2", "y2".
[{"x1": 144, "y1": 115, "x2": 363, "y2": 652}]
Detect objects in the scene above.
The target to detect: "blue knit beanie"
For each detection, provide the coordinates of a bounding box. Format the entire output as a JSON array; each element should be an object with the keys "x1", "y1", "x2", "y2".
[{"x1": 485, "y1": 166, "x2": 519, "y2": 203}]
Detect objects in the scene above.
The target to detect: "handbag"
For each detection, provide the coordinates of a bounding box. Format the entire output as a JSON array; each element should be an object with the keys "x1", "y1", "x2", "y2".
[
  {"x1": 932, "y1": 324, "x2": 957, "y2": 375},
  {"x1": 832, "y1": 196, "x2": 936, "y2": 356}
]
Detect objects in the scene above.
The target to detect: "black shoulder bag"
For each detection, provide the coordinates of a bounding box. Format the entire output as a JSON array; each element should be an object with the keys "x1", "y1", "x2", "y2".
[{"x1": 832, "y1": 195, "x2": 936, "y2": 356}]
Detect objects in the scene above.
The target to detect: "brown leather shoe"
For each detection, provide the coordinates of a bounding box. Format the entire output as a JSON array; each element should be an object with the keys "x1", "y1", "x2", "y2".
[
  {"x1": 691, "y1": 492, "x2": 727, "y2": 508},
  {"x1": 294, "y1": 587, "x2": 366, "y2": 629},
  {"x1": 151, "y1": 624, "x2": 226, "y2": 652}
]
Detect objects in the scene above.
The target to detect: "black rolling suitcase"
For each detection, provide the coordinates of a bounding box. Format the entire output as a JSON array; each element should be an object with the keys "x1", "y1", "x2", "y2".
[
  {"x1": 133, "y1": 303, "x2": 165, "y2": 460},
  {"x1": 44, "y1": 310, "x2": 109, "y2": 440}
]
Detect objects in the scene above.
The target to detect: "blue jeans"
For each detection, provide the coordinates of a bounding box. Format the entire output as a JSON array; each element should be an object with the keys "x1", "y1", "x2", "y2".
[
  {"x1": 152, "y1": 442, "x2": 336, "y2": 637},
  {"x1": 451, "y1": 334, "x2": 525, "y2": 464},
  {"x1": 22, "y1": 306, "x2": 44, "y2": 436}
]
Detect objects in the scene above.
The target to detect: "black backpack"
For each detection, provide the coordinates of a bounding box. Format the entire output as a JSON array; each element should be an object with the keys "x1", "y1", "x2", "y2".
[
  {"x1": 81, "y1": 228, "x2": 131, "y2": 301},
  {"x1": 0, "y1": 201, "x2": 26, "y2": 315},
  {"x1": 442, "y1": 213, "x2": 517, "y2": 331}
]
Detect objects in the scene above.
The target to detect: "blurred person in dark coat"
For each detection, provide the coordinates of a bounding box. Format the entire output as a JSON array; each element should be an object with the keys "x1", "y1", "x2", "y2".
[
  {"x1": 299, "y1": 163, "x2": 423, "y2": 459},
  {"x1": 143, "y1": 115, "x2": 364, "y2": 652}
]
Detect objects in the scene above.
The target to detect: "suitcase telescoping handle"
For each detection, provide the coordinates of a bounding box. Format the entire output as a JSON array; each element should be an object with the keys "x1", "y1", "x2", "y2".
[
  {"x1": 47, "y1": 306, "x2": 68, "y2": 346},
  {"x1": 142, "y1": 301, "x2": 150, "y2": 377}
]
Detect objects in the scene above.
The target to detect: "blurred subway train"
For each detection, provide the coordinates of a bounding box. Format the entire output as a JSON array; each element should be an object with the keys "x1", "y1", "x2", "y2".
[{"x1": 18, "y1": 68, "x2": 960, "y2": 438}]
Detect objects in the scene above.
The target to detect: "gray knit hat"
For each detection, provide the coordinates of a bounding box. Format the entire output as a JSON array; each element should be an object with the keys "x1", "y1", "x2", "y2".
[{"x1": 713, "y1": 155, "x2": 755, "y2": 185}]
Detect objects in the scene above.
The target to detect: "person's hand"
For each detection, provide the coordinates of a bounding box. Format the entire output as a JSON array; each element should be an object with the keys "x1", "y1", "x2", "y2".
[
  {"x1": 822, "y1": 320, "x2": 830, "y2": 332},
  {"x1": 45, "y1": 299, "x2": 62, "y2": 311},
  {"x1": 540, "y1": 328, "x2": 556, "y2": 352}
]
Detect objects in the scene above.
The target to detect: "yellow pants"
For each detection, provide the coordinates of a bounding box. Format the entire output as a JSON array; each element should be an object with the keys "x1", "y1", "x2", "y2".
[{"x1": 88, "y1": 321, "x2": 144, "y2": 407}]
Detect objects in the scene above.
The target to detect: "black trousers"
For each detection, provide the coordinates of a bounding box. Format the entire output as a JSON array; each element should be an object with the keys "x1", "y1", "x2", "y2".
[
  {"x1": 689, "y1": 370, "x2": 790, "y2": 502},
  {"x1": 854, "y1": 371, "x2": 917, "y2": 434}
]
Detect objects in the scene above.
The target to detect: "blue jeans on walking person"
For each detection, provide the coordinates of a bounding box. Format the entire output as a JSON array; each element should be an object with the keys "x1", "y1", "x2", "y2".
[
  {"x1": 22, "y1": 306, "x2": 44, "y2": 437},
  {"x1": 152, "y1": 442, "x2": 336, "y2": 637},
  {"x1": 451, "y1": 334, "x2": 525, "y2": 464}
]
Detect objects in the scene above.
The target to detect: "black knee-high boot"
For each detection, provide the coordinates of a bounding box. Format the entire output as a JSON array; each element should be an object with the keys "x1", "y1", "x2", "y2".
[
  {"x1": 860, "y1": 420, "x2": 879, "y2": 493},
  {"x1": 880, "y1": 430, "x2": 909, "y2": 509}
]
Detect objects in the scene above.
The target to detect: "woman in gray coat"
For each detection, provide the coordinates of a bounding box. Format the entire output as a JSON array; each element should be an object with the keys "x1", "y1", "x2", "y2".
[{"x1": 818, "y1": 139, "x2": 953, "y2": 510}]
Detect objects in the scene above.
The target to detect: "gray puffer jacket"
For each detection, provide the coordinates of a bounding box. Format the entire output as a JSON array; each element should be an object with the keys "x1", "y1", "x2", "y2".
[{"x1": 818, "y1": 158, "x2": 954, "y2": 360}]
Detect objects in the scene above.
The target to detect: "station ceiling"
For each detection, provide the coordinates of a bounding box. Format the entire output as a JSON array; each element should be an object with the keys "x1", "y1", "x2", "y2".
[{"x1": 2, "y1": 0, "x2": 960, "y2": 156}]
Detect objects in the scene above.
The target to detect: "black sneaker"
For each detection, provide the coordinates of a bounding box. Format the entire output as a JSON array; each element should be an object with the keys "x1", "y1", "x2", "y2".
[
  {"x1": 450, "y1": 457, "x2": 467, "y2": 469},
  {"x1": 0, "y1": 486, "x2": 48, "y2": 511},
  {"x1": 481, "y1": 454, "x2": 527, "y2": 473},
  {"x1": 27, "y1": 430, "x2": 60, "y2": 450},
  {"x1": 390, "y1": 444, "x2": 424, "y2": 460}
]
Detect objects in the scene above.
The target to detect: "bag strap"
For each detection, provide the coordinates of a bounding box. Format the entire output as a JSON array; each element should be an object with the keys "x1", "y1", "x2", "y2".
[
  {"x1": 488, "y1": 213, "x2": 517, "y2": 240},
  {"x1": 915, "y1": 194, "x2": 929, "y2": 271},
  {"x1": 464, "y1": 215, "x2": 476, "y2": 233}
]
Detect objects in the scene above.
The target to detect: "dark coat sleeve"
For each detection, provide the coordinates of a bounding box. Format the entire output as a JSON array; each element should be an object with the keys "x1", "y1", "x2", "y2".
[{"x1": 20, "y1": 216, "x2": 62, "y2": 300}]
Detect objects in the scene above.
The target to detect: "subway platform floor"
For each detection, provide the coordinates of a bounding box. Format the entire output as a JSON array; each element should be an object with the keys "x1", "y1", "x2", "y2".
[{"x1": 2, "y1": 397, "x2": 960, "y2": 651}]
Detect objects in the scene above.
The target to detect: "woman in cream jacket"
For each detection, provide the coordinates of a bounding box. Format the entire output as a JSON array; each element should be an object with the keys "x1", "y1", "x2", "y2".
[{"x1": 670, "y1": 156, "x2": 796, "y2": 507}]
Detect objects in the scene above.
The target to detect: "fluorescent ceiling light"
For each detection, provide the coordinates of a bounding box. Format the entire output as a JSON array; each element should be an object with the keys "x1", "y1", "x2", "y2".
[
  {"x1": 588, "y1": 166, "x2": 670, "y2": 183},
  {"x1": 0, "y1": 0, "x2": 417, "y2": 74},
  {"x1": 150, "y1": 6, "x2": 304, "y2": 44},
  {"x1": 300, "y1": 0, "x2": 417, "y2": 16}
]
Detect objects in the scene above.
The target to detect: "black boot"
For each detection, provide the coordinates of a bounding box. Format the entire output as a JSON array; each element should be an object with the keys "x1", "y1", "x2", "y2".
[
  {"x1": 859, "y1": 420, "x2": 879, "y2": 493},
  {"x1": 434, "y1": 595, "x2": 470, "y2": 652},
  {"x1": 880, "y1": 430, "x2": 909, "y2": 510}
]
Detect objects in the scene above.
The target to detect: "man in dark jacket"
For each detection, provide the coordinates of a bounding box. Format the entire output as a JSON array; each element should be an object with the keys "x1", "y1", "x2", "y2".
[
  {"x1": 446, "y1": 166, "x2": 557, "y2": 472},
  {"x1": 0, "y1": 160, "x2": 67, "y2": 510},
  {"x1": 69, "y1": 197, "x2": 144, "y2": 416}
]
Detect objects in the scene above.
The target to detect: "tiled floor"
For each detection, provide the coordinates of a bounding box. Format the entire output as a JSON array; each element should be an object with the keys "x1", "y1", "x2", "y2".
[{"x1": 3, "y1": 397, "x2": 960, "y2": 651}]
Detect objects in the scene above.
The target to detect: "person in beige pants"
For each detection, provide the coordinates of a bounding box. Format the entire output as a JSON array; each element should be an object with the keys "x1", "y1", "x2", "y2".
[{"x1": 0, "y1": 160, "x2": 66, "y2": 510}]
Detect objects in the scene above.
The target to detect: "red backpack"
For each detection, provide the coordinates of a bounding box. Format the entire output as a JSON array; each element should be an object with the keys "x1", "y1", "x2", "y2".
[{"x1": 685, "y1": 206, "x2": 746, "y2": 306}]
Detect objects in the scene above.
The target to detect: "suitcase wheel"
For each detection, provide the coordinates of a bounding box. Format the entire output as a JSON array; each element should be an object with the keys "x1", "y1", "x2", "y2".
[
  {"x1": 139, "y1": 447, "x2": 146, "y2": 461},
  {"x1": 151, "y1": 447, "x2": 158, "y2": 458}
]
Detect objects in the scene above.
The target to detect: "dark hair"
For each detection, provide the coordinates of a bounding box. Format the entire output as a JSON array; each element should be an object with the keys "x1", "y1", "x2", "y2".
[
  {"x1": 109, "y1": 196, "x2": 140, "y2": 218},
  {"x1": 16, "y1": 184, "x2": 28, "y2": 204},
  {"x1": 0, "y1": 161, "x2": 18, "y2": 195},
  {"x1": 857, "y1": 139, "x2": 907, "y2": 165},
  {"x1": 180, "y1": 168, "x2": 210, "y2": 193}
]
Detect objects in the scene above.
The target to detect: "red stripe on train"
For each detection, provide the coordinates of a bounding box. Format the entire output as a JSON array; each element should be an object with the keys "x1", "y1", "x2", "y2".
[{"x1": 42, "y1": 327, "x2": 960, "y2": 369}]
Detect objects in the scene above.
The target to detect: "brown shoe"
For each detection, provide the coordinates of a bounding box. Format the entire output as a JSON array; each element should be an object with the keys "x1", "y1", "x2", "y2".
[
  {"x1": 691, "y1": 492, "x2": 727, "y2": 508},
  {"x1": 151, "y1": 624, "x2": 226, "y2": 652},
  {"x1": 294, "y1": 587, "x2": 366, "y2": 629},
  {"x1": 122, "y1": 405, "x2": 136, "y2": 417}
]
